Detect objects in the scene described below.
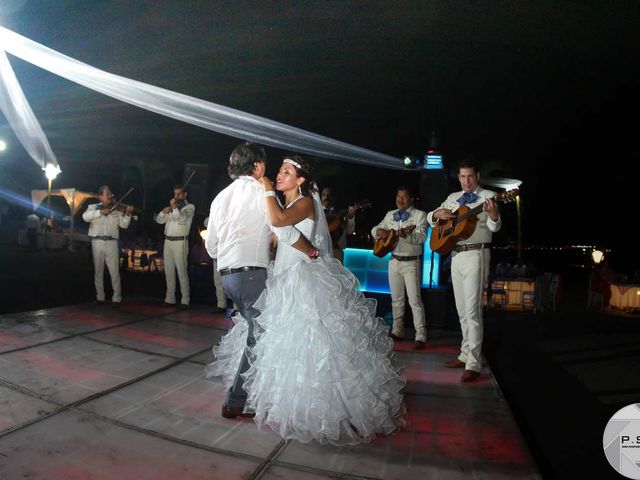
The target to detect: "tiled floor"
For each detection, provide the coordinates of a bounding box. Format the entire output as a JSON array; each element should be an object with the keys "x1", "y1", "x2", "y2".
[{"x1": 0, "y1": 298, "x2": 541, "y2": 479}]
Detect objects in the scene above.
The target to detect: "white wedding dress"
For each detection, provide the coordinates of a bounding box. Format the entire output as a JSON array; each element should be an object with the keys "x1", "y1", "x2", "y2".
[{"x1": 206, "y1": 215, "x2": 406, "y2": 445}]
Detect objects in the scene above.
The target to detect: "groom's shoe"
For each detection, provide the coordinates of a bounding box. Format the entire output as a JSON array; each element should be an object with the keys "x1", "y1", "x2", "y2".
[{"x1": 221, "y1": 405, "x2": 255, "y2": 419}]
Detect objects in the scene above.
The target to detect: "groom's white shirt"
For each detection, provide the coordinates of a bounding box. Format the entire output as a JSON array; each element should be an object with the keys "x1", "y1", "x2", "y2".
[{"x1": 206, "y1": 176, "x2": 300, "y2": 270}]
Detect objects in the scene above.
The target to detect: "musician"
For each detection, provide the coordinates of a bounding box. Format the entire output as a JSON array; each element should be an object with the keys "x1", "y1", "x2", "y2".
[
  {"x1": 82, "y1": 185, "x2": 134, "y2": 304},
  {"x1": 427, "y1": 157, "x2": 501, "y2": 383},
  {"x1": 321, "y1": 187, "x2": 356, "y2": 263},
  {"x1": 371, "y1": 186, "x2": 428, "y2": 349},
  {"x1": 156, "y1": 184, "x2": 195, "y2": 308}
]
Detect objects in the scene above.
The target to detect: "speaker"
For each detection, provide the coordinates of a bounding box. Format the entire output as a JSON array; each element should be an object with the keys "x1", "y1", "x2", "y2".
[
  {"x1": 183, "y1": 163, "x2": 210, "y2": 214},
  {"x1": 418, "y1": 169, "x2": 449, "y2": 213}
]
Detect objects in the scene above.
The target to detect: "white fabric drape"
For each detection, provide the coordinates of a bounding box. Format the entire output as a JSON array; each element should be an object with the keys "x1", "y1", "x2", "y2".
[
  {"x1": 0, "y1": 48, "x2": 58, "y2": 169},
  {"x1": 0, "y1": 26, "x2": 404, "y2": 170}
]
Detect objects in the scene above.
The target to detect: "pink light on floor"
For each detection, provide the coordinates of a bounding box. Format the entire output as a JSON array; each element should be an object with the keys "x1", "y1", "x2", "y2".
[
  {"x1": 0, "y1": 331, "x2": 21, "y2": 348},
  {"x1": 43, "y1": 460, "x2": 111, "y2": 480},
  {"x1": 114, "y1": 327, "x2": 191, "y2": 348},
  {"x1": 15, "y1": 351, "x2": 101, "y2": 382}
]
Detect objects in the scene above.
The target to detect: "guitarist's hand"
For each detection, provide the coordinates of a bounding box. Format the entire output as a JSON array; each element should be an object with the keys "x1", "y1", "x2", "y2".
[
  {"x1": 483, "y1": 197, "x2": 500, "y2": 222},
  {"x1": 347, "y1": 206, "x2": 357, "y2": 218},
  {"x1": 398, "y1": 225, "x2": 416, "y2": 238},
  {"x1": 376, "y1": 228, "x2": 391, "y2": 240},
  {"x1": 432, "y1": 208, "x2": 454, "y2": 221}
]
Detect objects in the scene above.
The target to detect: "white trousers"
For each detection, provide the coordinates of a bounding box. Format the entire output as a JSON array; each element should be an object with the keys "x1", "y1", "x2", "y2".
[
  {"x1": 212, "y1": 259, "x2": 227, "y2": 309},
  {"x1": 451, "y1": 249, "x2": 490, "y2": 372},
  {"x1": 388, "y1": 258, "x2": 426, "y2": 342},
  {"x1": 91, "y1": 239, "x2": 121, "y2": 302},
  {"x1": 163, "y1": 239, "x2": 190, "y2": 305}
]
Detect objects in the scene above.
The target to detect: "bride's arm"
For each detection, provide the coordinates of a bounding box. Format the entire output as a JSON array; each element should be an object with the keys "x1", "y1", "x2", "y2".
[
  {"x1": 267, "y1": 197, "x2": 314, "y2": 227},
  {"x1": 261, "y1": 178, "x2": 314, "y2": 227}
]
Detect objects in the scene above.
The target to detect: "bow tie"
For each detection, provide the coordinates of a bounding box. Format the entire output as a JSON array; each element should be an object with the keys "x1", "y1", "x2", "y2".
[
  {"x1": 457, "y1": 191, "x2": 479, "y2": 206},
  {"x1": 393, "y1": 209, "x2": 410, "y2": 222}
]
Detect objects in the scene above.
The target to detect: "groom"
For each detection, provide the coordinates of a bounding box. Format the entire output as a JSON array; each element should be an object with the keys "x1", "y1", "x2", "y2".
[{"x1": 205, "y1": 142, "x2": 317, "y2": 419}]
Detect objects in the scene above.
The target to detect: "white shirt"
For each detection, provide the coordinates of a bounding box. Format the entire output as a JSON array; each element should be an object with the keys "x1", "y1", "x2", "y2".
[
  {"x1": 156, "y1": 203, "x2": 195, "y2": 237},
  {"x1": 82, "y1": 204, "x2": 131, "y2": 238},
  {"x1": 371, "y1": 205, "x2": 428, "y2": 256},
  {"x1": 25, "y1": 214, "x2": 40, "y2": 231},
  {"x1": 205, "y1": 176, "x2": 300, "y2": 270},
  {"x1": 427, "y1": 187, "x2": 501, "y2": 245}
]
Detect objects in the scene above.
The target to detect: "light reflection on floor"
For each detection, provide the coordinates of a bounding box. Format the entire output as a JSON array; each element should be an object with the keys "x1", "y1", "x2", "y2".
[{"x1": 0, "y1": 298, "x2": 541, "y2": 479}]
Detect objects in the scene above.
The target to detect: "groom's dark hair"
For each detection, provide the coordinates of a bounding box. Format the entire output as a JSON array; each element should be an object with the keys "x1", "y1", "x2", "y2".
[{"x1": 228, "y1": 142, "x2": 266, "y2": 179}]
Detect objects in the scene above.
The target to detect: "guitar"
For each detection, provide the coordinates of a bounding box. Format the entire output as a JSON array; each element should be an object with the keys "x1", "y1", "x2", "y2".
[
  {"x1": 430, "y1": 189, "x2": 519, "y2": 255},
  {"x1": 373, "y1": 225, "x2": 416, "y2": 258},
  {"x1": 326, "y1": 199, "x2": 371, "y2": 246}
]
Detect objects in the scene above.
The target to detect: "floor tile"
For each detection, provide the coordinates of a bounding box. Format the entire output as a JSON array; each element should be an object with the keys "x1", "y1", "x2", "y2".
[
  {"x1": 80, "y1": 363, "x2": 283, "y2": 458},
  {"x1": 0, "y1": 337, "x2": 173, "y2": 404},
  {"x1": 0, "y1": 319, "x2": 69, "y2": 353},
  {"x1": 85, "y1": 318, "x2": 222, "y2": 357},
  {"x1": 0, "y1": 410, "x2": 261, "y2": 480},
  {"x1": 0, "y1": 384, "x2": 58, "y2": 433}
]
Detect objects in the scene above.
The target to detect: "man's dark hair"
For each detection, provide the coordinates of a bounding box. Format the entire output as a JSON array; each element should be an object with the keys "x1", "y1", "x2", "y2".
[
  {"x1": 97, "y1": 185, "x2": 110, "y2": 196},
  {"x1": 228, "y1": 142, "x2": 266, "y2": 179},
  {"x1": 397, "y1": 185, "x2": 414, "y2": 198},
  {"x1": 173, "y1": 184, "x2": 186, "y2": 192},
  {"x1": 458, "y1": 155, "x2": 479, "y2": 174}
]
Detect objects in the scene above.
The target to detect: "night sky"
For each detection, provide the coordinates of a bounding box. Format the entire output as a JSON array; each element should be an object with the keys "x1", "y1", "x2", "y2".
[{"x1": 0, "y1": 1, "x2": 639, "y2": 260}]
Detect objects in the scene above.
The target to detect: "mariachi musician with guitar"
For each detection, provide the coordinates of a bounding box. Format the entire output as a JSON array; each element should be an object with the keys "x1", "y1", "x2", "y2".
[
  {"x1": 320, "y1": 187, "x2": 370, "y2": 263},
  {"x1": 426, "y1": 156, "x2": 513, "y2": 384},
  {"x1": 370, "y1": 186, "x2": 428, "y2": 350}
]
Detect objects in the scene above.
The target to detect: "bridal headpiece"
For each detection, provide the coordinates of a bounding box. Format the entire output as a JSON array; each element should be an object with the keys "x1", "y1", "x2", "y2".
[{"x1": 283, "y1": 158, "x2": 302, "y2": 169}]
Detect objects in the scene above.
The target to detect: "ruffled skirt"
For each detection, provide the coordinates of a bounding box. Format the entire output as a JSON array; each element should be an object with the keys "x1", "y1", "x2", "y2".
[{"x1": 206, "y1": 257, "x2": 406, "y2": 445}]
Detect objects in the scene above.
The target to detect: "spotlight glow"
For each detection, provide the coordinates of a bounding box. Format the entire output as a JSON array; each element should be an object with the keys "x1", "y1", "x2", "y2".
[
  {"x1": 43, "y1": 163, "x2": 61, "y2": 180},
  {"x1": 0, "y1": 140, "x2": 6, "y2": 151}
]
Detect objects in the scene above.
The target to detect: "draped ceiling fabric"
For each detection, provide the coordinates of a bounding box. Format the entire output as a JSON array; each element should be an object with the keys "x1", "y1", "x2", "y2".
[
  {"x1": 0, "y1": 48, "x2": 58, "y2": 169},
  {"x1": 0, "y1": 26, "x2": 404, "y2": 170},
  {"x1": 31, "y1": 188, "x2": 97, "y2": 215}
]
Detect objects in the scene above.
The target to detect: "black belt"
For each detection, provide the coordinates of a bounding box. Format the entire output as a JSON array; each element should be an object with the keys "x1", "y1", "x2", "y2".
[
  {"x1": 219, "y1": 266, "x2": 266, "y2": 277},
  {"x1": 392, "y1": 255, "x2": 420, "y2": 261},
  {"x1": 454, "y1": 243, "x2": 491, "y2": 252},
  {"x1": 92, "y1": 236, "x2": 116, "y2": 241},
  {"x1": 165, "y1": 235, "x2": 186, "y2": 241}
]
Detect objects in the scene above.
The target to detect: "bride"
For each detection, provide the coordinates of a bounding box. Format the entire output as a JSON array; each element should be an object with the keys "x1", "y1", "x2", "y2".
[{"x1": 206, "y1": 155, "x2": 405, "y2": 445}]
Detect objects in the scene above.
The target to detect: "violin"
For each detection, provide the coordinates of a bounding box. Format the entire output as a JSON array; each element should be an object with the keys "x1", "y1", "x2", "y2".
[{"x1": 100, "y1": 188, "x2": 138, "y2": 215}]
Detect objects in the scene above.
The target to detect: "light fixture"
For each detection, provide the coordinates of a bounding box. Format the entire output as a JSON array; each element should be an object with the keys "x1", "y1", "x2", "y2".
[
  {"x1": 0, "y1": 139, "x2": 6, "y2": 151},
  {"x1": 43, "y1": 163, "x2": 61, "y2": 180},
  {"x1": 403, "y1": 156, "x2": 412, "y2": 167},
  {"x1": 591, "y1": 249, "x2": 604, "y2": 264}
]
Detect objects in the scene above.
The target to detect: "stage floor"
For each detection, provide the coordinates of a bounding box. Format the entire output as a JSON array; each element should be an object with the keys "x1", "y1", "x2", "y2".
[{"x1": 0, "y1": 298, "x2": 540, "y2": 479}]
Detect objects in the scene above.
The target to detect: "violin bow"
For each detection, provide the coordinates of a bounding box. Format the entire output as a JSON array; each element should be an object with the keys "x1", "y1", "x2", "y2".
[
  {"x1": 183, "y1": 169, "x2": 196, "y2": 189},
  {"x1": 109, "y1": 187, "x2": 135, "y2": 213}
]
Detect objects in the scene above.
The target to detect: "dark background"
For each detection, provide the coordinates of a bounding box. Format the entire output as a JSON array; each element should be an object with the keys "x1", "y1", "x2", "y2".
[{"x1": 0, "y1": 1, "x2": 639, "y2": 267}]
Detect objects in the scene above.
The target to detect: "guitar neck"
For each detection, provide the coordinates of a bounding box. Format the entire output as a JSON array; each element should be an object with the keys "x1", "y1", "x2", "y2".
[{"x1": 456, "y1": 202, "x2": 485, "y2": 222}]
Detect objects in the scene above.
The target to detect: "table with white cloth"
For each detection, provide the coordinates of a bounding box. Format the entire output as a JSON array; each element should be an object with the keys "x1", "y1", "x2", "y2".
[
  {"x1": 610, "y1": 283, "x2": 640, "y2": 311},
  {"x1": 486, "y1": 277, "x2": 535, "y2": 310}
]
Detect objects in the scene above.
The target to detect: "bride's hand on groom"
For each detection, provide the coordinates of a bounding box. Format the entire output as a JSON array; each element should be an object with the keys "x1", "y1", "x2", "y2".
[{"x1": 260, "y1": 176, "x2": 274, "y2": 191}]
